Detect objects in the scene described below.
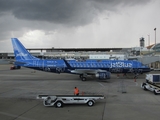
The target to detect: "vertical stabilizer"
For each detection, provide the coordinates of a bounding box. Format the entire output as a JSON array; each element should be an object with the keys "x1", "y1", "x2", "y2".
[{"x1": 11, "y1": 38, "x2": 37, "y2": 60}]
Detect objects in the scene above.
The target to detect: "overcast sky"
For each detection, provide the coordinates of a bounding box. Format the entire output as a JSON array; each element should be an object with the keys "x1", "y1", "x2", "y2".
[{"x1": 0, "y1": 0, "x2": 159, "y2": 52}]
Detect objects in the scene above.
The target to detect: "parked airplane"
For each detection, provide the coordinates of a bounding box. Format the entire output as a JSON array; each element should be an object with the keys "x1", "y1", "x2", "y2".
[{"x1": 11, "y1": 38, "x2": 151, "y2": 81}]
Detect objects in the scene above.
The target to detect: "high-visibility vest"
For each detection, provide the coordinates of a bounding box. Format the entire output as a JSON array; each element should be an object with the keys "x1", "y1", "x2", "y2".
[{"x1": 74, "y1": 88, "x2": 79, "y2": 95}]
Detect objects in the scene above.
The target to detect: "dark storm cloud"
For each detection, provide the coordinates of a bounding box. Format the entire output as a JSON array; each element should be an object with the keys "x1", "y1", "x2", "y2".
[
  {"x1": 0, "y1": 0, "x2": 151, "y2": 26},
  {"x1": 0, "y1": 0, "x2": 152, "y2": 45},
  {"x1": 94, "y1": 0, "x2": 151, "y2": 5}
]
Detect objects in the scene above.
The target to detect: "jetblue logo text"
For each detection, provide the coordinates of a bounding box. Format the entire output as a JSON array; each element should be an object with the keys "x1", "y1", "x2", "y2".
[{"x1": 112, "y1": 62, "x2": 132, "y2": 68}]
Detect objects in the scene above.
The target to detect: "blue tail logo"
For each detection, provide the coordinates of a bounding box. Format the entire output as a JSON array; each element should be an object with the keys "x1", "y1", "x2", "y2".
[{"x1": 11, "y1": 38, "x2": 37, "y2": 60}]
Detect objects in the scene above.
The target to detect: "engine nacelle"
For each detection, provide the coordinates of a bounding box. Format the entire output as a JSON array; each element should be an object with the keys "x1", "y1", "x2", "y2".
[{"x1": 95, "y1": 72, "x2": 110, "y2": 80}]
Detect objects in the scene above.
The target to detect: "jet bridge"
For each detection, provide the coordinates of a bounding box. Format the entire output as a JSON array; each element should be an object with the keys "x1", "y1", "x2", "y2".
[{"x1": 137, "y1": 56, "x2": 160, "y2": 65}]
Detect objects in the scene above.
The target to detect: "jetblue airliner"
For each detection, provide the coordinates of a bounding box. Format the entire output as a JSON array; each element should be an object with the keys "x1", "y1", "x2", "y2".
[{"x1": 11, "y1": 38, "x2": 150, "y2": 81}]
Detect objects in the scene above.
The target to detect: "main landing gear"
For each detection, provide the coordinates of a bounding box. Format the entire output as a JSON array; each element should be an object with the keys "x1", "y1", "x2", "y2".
[
  {"x1": 134, "y1": 73, "x2": 139, "y2": 79},
  {"x1": 79, "y1": 74, "x2": 87, "y2": 81}
]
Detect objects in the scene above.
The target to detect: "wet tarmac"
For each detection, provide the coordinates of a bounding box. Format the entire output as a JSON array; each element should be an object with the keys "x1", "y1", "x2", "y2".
[{"x1": 0, "y1": 64, "x2": 160, "y2": 120}]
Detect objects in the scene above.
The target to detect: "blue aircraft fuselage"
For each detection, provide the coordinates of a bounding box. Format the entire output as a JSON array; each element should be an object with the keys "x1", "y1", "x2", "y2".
[
  {"x1": 15, "y1": 59, "x2": 150, "y2": 74},
  {"x1": 11, "y1": 38, "x2": 151, "y2": 80}
]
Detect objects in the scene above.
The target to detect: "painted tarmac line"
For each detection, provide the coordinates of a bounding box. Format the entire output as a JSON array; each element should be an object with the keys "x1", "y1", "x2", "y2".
[
  {"x1": 98, "y1": 83, "x2": 105, "y2": 87},
  {"x1": 0, "y1": 111, "x2": 35, "y2": 120}
]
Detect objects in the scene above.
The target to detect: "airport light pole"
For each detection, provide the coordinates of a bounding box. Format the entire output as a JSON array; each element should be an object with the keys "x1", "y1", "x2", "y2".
[
  {"x1": 154, "y1": 28, "x2": 157, "y2": 53},
  {"x1": 148, "y1": 34, "x2": 150, "y2": 53},
  {"x1": 154, "y1": 28, "x2": 156, "y2": 45},
  {"x1": 148, "y1": 34, "x2": 150, "y2": 46}
]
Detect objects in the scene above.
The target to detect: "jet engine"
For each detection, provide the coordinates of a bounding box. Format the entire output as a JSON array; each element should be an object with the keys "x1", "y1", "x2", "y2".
[{"x1": 95, "y1": 72, "x2": 110, "y2": 80}]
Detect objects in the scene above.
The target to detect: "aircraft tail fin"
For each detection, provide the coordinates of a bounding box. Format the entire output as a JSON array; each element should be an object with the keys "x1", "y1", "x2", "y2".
[{"x1": 11, "y1": 38, "x2": 39, "y2": 61}]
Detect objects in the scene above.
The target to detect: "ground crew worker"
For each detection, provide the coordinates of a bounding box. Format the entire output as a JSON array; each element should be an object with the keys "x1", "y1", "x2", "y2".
[{"x1": 74, "y1": 87, "x2": 79, "y2": 96}]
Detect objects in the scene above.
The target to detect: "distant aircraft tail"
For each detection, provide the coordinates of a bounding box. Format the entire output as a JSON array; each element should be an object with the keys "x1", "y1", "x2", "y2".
[{"x1": 11, "y1": 38, "x2": 39, "y2": 61}]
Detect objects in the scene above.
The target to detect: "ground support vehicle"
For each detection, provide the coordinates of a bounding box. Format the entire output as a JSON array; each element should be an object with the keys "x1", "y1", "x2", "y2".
[
  {"x1": 10, "y1": 65, "x2": 21, "y2": 70},
  {"x1": 141, "y1": 74, "x2": 160, "y2": 95},
  {"x1": 37, "y1": 95, "x2": 105, "y2": 108}
]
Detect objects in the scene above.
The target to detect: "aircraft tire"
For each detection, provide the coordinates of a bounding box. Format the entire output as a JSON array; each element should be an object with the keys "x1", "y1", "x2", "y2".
[
  {"x1": 81, "y1": 77, "x2": 86, "y2": 81},
  {"x1": 79, "y1": 74, "x2": 83, "y2": 79}
]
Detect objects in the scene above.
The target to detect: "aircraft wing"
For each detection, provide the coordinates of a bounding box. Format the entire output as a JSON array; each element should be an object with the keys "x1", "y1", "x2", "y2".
[
  {"x1": 69, "y1": 69, "x2": 110, "y2": 81},
  {"x1": 69, "y1": 69, "x2": 107, "y2": 75},
  {"x1": 63, "y1": 59, "x2": 107, "y2": 74},
  {"x1": 63, "y1": 59, "x2": 110, "y2": 81}
]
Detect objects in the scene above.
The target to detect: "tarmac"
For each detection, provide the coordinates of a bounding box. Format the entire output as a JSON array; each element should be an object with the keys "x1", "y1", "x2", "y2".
[{"x1": 0, "y1": 64, "x2": 160, "y2": 120}]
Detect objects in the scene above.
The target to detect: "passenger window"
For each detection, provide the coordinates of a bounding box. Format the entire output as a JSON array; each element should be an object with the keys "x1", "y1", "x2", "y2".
[{"x1": 77, "y1": 63, "x2": 79, "y2": 67}]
